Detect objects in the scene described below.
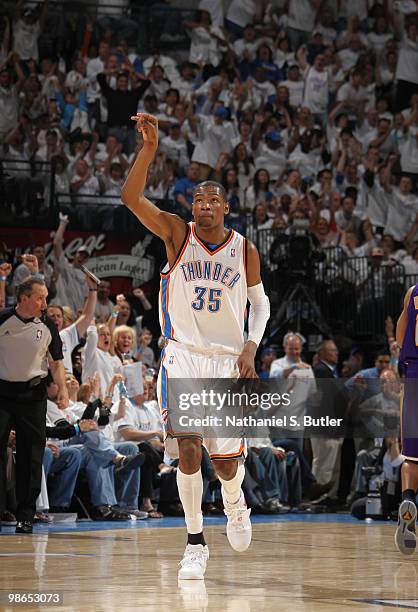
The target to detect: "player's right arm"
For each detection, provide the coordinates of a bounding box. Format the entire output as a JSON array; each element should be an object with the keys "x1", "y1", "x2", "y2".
[
  {"x1": 121, "y1": 113, "x2": 187, "y2": 259},
  {"x1": 396, "y1": 286, "x2": 414, "y2": 347}
]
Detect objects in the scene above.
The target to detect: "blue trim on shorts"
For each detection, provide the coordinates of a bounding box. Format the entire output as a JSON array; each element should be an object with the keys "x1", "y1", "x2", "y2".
[{"x1": 161, "y1": 278, "x2": 172, "y2": 339}]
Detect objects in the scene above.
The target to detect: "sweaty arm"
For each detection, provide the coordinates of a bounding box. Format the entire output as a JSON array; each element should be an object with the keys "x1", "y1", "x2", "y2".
[
  {"x1": 121, "y1": 113, "x2": 186, "y2": 264},
  {"x1": 396, "y1": 286, "x2": 414, "y2": 347}
]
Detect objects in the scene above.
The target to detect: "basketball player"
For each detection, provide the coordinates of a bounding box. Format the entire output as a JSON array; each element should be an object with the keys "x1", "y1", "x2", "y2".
[
  {"x1": 395, "y1": 285, "x2": 418, "y2": 554},
  {"x1": 121, "y1": 114, "x2": 270, "y2": 579}
]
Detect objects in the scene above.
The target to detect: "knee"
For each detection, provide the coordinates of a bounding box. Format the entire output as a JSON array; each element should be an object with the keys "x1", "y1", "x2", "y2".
[
  {"x1": 66, "y1": 448, "x2": 82, "y2": 467},
  {"x1": 178, "y1": 438, "x2": 202, "y2": 473},
  {"x1": 259, "y1": 447, "x2": 273, "y2": 460},
  {"x1": 213, "y1": 459, "x2": 237, "y2": 480},
  {"x1": 403, "y1": 459, "x2": 418, "y2": 473},
  {"x1": 43, "y1": 447, "x2": 53, "y2": 462},
  {"x1": 122, "y1": 442, "x2": 138, "y2": 456}
]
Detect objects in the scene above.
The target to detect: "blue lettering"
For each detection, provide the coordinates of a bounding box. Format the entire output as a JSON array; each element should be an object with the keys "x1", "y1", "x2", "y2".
[
  {"x1": 203, "y1": 261, "x2": 212, "y2": 280},
  {"x1": 187, "y1": 262, "x2": 195, "y2": 281},
  {"x1": 213, "y1": 263, "x2": 222, "y2": 281},
  {"x1": 180, "y1": 264, "x2": 188, "y2": 282},
  {"x1": 228, "y1": 272, "x2": 241, "y2": 288},
  {"x1": 194, "y1": 261, "x2": 202, "y2": 279},
  {"x1": 221, "y1": 267, "x2": 233, "y2": 285}
]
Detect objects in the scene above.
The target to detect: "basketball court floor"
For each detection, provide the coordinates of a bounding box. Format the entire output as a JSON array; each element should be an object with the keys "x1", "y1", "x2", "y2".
[{"x1": 1, "y1": 514, "x2": 417, "y2": 611}]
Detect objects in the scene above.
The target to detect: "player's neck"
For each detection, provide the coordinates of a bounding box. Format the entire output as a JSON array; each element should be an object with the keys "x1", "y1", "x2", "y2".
[{"x1": 194, "y1": 224, "x2": 229, "y2": 245}]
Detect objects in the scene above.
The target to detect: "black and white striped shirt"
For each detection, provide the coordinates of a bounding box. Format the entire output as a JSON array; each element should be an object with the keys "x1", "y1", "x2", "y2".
[{"x1": 0, "y1": 307, "x2": 63, "y2": 382}]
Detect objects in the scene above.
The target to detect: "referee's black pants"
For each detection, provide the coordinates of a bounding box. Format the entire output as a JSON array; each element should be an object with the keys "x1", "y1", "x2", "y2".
[{"x1": 0, "y1": 382, "x2": 47, "y2": 522}]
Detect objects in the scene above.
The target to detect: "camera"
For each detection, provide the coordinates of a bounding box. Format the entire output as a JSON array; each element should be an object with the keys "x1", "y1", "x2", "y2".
[
  {"x1": 362, "y1": 466, "x2": 384, "y2": 519},
  {"x1": 270, "y1": 218, "x2": 325, "y2": 279}
]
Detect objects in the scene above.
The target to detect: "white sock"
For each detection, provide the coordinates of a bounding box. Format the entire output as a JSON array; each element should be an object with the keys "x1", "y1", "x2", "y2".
[
  {"x1": 218, "y1": 463, "x2": 245, "y2": 508},
  {"x1": 176, "y1": 468, "x2": 203, "y2": 534}
]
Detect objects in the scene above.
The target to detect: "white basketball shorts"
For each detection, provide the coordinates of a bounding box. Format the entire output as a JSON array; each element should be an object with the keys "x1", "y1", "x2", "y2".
[{"x1": 157, "y1": 339, "x2": 247, "y2": 461}]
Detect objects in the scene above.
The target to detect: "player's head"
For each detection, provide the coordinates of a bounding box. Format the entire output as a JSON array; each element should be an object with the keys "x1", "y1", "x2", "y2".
[{"x1": 192, "y1": 181, "x2": 228, "y2": 229}]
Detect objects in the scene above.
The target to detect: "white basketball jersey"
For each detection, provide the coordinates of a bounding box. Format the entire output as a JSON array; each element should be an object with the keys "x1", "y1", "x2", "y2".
[{"x1": 159, "y1": 222, "x2": 247, "y2": 354}]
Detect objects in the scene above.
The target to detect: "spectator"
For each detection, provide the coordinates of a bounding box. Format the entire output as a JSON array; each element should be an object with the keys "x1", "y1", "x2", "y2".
[
  {"x1": 225, "y1": 0, "x2": 260, "y2": 40},
  {"x1": 97, "y1": 70, "x2": 150, "y2": 154},
  {"x1": 310, "y1": 340, "x2": 348, "y2": 508},
  {"x1": 257, "y1": 347, "x2": 277, "y2": 379},
  {"x1": 136, "y1": 329, "x2": 156, "y2": 368},
  {"x1": 95, "y1": 280, "x2": 115, "y2": 322},
  {"x1": 47, "y1": 272, "x2": 98, "y2": 373},
  {"x1": 192, "y1": 107, "x2": 235, "y2": 179},
  {"x1": 184, "y1": 10, "x2": 227, "y2": 68},
  {"x1": 395, "y1": 17, "x2": 418, "y2": 112},
  {"x1": 12, "y1": 245, "x2": 54, "y2": 298},
  {"x1": 52, "y1": 215, "x2": 91, "y2": 313},
  {"x1": 346, "y1": 351, "x2": 391, "y2": 401},
  {"x1": 173, "y1": 162, "x2": 201, "y2": 219},
  {"x1": 0, "y1": 53, "x2": 25, "y2": 142},
  {"x1": 12, "y1": 1, "x2": 48, "y2": 63},
  {"x1": 270, "y1": 333, "x2": 319, "y2": 494},
  {"x1": 113, "y1": 324, "x2": 136, "y2": 363},
  {"x1": 303, "y1": 54, "x2": 329, "y2": 129},
  {"x1": 245, "y1": 168, "x2": 273, "y2": 211},
  {"x1": 286, "y1": 0, "x2": 319, "y2": 50}
]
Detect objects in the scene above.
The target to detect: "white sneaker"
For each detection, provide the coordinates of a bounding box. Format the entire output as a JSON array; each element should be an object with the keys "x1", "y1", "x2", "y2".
[
  {"x1": 224, "y1": 495, "x2": 252, "y2": 552},
  {"x1": 178, "y1": 544, "x2": 209, "y2": 580},
  {"x1": 395, "y1": 500, "x2": 417, "y2": 555}
]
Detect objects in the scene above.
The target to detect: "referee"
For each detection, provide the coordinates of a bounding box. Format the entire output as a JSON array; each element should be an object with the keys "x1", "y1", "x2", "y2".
[{"x1": 0, "y1": 255, "x2": 69, "y2": 534}]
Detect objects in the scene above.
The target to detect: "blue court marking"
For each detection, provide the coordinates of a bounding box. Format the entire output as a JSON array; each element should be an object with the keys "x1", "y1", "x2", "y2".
[
  {"x1": 0, "y1": 513, "x2": 390, "y2": 535},
  {"x1": 355, "y1": 600, "x2": 418, "y2": 609}
]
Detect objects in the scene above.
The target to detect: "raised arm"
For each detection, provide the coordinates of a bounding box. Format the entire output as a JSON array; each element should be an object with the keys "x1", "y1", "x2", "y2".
[
  {"x1": 75, "y1": 275, "x2": 99, "y2": 337},
  {"x1": 52, "y1": 213, "x2": 69, "y2": 259},
  {"x1": 0, "y1": 262, "x2": 12, "y2": 308},
  {"x1": 121, "y1": 113, "x2": 187, "y2": 258}
]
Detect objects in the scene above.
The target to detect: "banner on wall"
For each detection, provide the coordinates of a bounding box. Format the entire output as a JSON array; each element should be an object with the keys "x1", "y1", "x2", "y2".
[
  {"x1": 0, "y1": 227, "x2": 160, "y2": 292},
  {"x1": 87, "y1": 254, "x2": 154, "y2": 284}
]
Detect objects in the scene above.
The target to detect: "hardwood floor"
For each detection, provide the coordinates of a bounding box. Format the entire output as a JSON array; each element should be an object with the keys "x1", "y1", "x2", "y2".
[{"x1": 0, "y1": 519, "x2": 417, "y2": 611}]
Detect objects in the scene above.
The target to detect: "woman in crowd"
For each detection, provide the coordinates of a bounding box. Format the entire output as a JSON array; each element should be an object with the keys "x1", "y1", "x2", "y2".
[
  {"x1": 113, "y1": 325, "x2": 136, "y2": 364},
  {"x1": 231, "y1": 142, "x2": 255, "y2": 190},
  {"x1": 82, "y1": 323, "x2": 122, "y2": 395},
  {"x1": 244, "y1": 167, "x2": 273, "y2": 211}
]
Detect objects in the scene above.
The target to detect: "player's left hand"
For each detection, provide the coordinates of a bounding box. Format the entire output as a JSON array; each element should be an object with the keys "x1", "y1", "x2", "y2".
[{"x1": 236, "y1": 342, "x2": 258, "y2": 379}]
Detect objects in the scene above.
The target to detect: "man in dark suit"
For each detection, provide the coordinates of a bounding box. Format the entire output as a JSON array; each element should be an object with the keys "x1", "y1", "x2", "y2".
[{"x1": 310, "y1": 340, "x2": 348, "y2": 508}]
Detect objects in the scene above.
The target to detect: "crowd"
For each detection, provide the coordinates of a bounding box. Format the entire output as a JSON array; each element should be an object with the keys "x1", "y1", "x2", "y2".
[
  {"x1": 0, "y1": 0, "x2": 415, "y2": 523},
  {"x1": 1, "y1": 0, "x2": 418, "y2": 268}
]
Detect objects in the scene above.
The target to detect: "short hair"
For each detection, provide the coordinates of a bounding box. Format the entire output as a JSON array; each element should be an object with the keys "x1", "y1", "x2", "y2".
[
  {"x1": 318, "y1": 339, "x2": 335, "y2": 353},
  {"x1": 16, "y1": 277, "x2": 45, "y2": 302},
  {"x1": 283, "y1": 332, "x2": 303, "y2": 347},
  {"x1": 113, "y1": 324, "x2": 135, "y2": 346},
  {"x1": 374, "y1": 350, "x2": 390, "y2": 360},
  {"x1": 47, "y1": 303, "x2": 64, "y2": 316},
  {"x1": 193, "y1": 181, "x2": 227, "y2": 201}
]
